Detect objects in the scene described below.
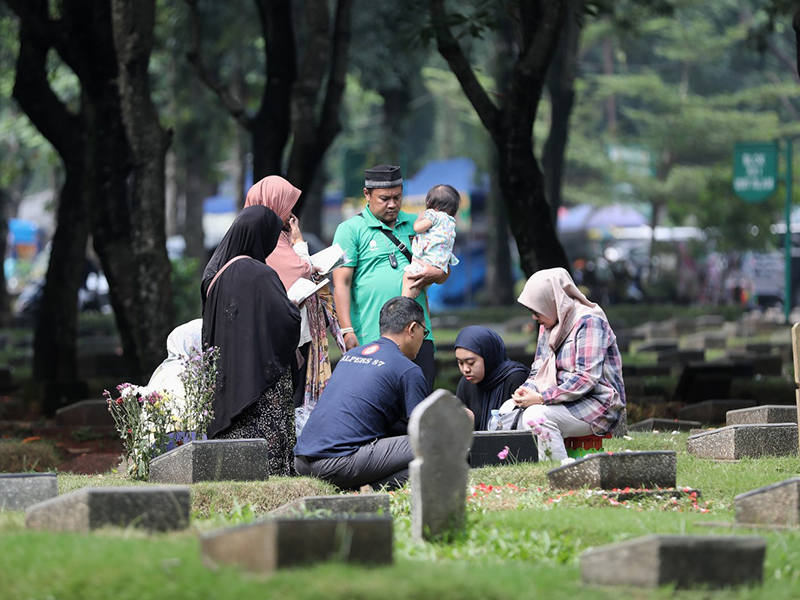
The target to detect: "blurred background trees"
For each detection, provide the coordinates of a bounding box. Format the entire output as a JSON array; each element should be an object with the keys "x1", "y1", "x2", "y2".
[{"x1": 1, "y1": 0, "x2": 799, "y2": 385}]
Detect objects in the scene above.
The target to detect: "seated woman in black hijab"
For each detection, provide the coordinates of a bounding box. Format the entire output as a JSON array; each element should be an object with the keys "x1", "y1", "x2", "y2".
[
  {"x1": 201, "y1": 205, "x2": 301, "y2": 476},
  {"x1": 454, "y1": 326, "x2": 529, "y2": 431}
]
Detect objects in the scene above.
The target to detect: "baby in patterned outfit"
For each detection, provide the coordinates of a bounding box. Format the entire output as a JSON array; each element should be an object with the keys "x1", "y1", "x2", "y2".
[{"x1": 402, "y1": 184, "x2": 460, "y2": 299}]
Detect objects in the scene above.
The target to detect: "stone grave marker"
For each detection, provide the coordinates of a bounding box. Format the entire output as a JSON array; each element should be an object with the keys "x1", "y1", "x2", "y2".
[
  {"x1": 267, "y1": 493, "x2": 391, "y2": 518},
  {"x1": 581, "y1": 534, "x2": 765, "y2": 588},
  {"x1": 687, "y1": 423, "x2": 798, "y2": 460},
  {"x1": 678, "y1": 399, "x2": 757, "y2": 425},
  {"x1": 636, "y1": 339, "x2": 679, "y2": 353},
  {"x1": 694, "y1": 314, "x2": 726, "y2": 330},
  {"x1": 628, "y1": 418, "x2": 701, "y2": 432},
  {"x1": 0, "y1": 473, "x2": 58, "y2": 511},
  {"x1": 201, "y1": 494, "x2": 392, "y2": 573},
  {"x1": 672, "y1": 362, "x2": 739, "y2": 404},
  {"x1": 408, "y1": 389, "x2": 473, "y2": 542},
  {"x1": 622, "y1": 364, "x2": 671, "y2": 377},
  {"x1": 26, "y1": 486, "x2": 190, "y2": 532},
  {"x1": 547, "y1": 451, "x2": 677, "y2": 490},
  {"x1": 149, "y1": 439, "x2": 270, "y2": 484},
  {"x1": 469, "y1": 430, "x2": 537, "y2": 467},
  {"x1": 682, "y1": 331, "x2": 727, "y2": 350},
  {"x1": 55, "y1": 399, "x2": 116, "y2": 428},
  {"x1": 735, "y1": 478, "x2": 800, "y2": 527},
  {"x1": 727, "y1": 405, "x2": 798, "y2": 426},
  {"x1": 657, "y1": 349, "x2": 705, "y2": 365}
]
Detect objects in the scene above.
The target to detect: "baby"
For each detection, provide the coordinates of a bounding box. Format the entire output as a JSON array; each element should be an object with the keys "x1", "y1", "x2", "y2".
[{"x1": 402, "y1": 184, "x2": 460, "y2": 299}]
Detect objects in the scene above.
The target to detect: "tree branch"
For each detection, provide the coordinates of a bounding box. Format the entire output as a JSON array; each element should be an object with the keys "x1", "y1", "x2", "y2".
[
  {"x1": 428, "y1": 0, "x2": 501, "y2": 136},
  {"x1": 184, "y1": 0, "x2": 253, "y2": 130},
  {"x1": 317, "y1": 0, "x2": 354, "y2": 148}
]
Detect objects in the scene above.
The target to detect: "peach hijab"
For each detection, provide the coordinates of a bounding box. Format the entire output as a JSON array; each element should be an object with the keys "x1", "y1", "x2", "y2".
[
  {"x1": 244, "y1": 176, "x2": 312, "y2": 289},
  {"x1": 517, "y1": 267, "x2": 607, "y2": 392}
]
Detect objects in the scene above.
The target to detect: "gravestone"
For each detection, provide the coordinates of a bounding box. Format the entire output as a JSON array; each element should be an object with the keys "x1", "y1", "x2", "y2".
[
  {"x1": 678, "y1": 399, "x2": 757, "y2": 425},
  {"x1": 636, "y1": 339, "x2": 679, "y2": 353},
  {"x1": 408, "y1": 389, "x2": 473, "y2": 542},
  {"x1": 694, "y1": 314, "x2": 726, "y2": 330},
  {"x1": 149, "y1": 439, "x2": 270, "y2": 483},
  {"x1": 727, "y1": 405, "x2": 798, "y2": 426},
  {"x1": 687, "y1": 424, "x2": 798, "y2": 460},
  {"x1": 55, "y1": 399, "x2": 115, "y2": 428},
  {"x1": 581, "y1": 535, "x2": 765, "y2": 588},
  {"x1": 547, "y1": 451, "x2": 677, "y2": 490},
  {"x1": 0, "y1": 473, "x2": 58, "y2": 511},
  {"x1": 469, "y1": 431, "x2": 537, "y2": 467},
  {"x1": 628, "y1": 418, "x2": 701, "y2": 432},
  {"x1": 672, "y1": 363, "x2": 739, "y2": 404},
  {"x1": 201, "y1": 513, "x2": 393, "y2": 574},
  {"x1": 26, "y1": 486, "x2": 190, "y2": 532},
  {"x1": 657, "y1": 349, "x2": 705, "y2": 365},
  {"x1": 682, "y1": 332, "x2": 727, "y2": 350},
  {"x1": 623, "y1": 365, "x2": 672, "y2": 377},
  {"x1": 751, "y1": 355, "x2": 783, "y2": 377},
  {"x1": 736, "y1": 478, "x2": 800, "y2": 527},
  {"x1": 267, "y1": 493, "x2": 391, "y2": 518}
]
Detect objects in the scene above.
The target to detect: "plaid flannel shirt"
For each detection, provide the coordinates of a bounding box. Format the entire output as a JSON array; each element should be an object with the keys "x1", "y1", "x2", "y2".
[{"x1": 524, "y1": 315, "x2": 625, "y2": 435}]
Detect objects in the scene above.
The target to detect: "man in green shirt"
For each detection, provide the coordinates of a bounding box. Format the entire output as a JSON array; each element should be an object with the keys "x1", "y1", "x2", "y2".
[{"x1": 332, "y1": 165, "x2": 448, "y2": 392}]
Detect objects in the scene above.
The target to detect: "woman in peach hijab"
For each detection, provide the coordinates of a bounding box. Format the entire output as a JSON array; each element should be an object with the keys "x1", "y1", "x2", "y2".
[
  {"x1": 245, "y1": 176, "x2": 345, "y2": 434},
  {"x1": 502, "y1": 267, "x2": 625, "y2": 461}
]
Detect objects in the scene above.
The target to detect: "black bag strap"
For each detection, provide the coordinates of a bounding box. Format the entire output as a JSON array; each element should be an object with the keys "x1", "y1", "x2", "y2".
[{"x1": 359, "y1": 212, "x2": 413, "y2": 262}]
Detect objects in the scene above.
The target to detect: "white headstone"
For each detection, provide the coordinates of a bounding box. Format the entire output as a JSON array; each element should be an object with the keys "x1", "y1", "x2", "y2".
[{"x1": 408, "y1": 389, "x2": 473, "y2": 542}]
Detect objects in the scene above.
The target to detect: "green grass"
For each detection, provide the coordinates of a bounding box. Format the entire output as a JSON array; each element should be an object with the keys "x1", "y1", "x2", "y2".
[{"x1": 4, "y1": 432, "x2": 800, "y2": 598}]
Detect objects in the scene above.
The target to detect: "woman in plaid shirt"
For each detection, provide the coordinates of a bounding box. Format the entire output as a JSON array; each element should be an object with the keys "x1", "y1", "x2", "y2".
[{"x1": 504, "y1": 268, "x2": 625, "y2": 461}]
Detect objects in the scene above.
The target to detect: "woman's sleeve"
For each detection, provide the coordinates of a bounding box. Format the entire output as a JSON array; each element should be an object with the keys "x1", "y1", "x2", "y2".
[
  {"x1": 293, "y1": 240, "x2": 312, "y2": 264},
  {"x1": 541, "y1": 318, "x2": 609, "y2": 404},
  {"x1": 521, "y1": 327, "x2": 546, "y2": 391}
]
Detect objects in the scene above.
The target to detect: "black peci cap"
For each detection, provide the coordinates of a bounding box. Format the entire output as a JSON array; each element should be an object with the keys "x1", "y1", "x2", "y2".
[{"x1": 364, "y1": 164, "x2": 403, "y2": 189}]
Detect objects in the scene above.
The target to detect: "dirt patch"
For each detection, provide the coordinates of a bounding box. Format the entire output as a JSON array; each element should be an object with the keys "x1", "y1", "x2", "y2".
[{"x1": 58, "y1": 452, "x2": 122, "y2": 475}]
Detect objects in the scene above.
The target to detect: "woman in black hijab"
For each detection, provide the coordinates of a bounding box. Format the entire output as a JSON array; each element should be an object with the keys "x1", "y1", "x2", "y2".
[
  {"x1": 201, "y1": 205, "x2": 301, "y2": 476},
  {"x1": 454, "y1": 326, "x2": 529, "y2": 431}
]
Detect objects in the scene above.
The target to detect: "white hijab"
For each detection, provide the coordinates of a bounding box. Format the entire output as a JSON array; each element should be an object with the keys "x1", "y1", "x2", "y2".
[
  {"x1": 144, "y1": 319, "x2": 203, "y2": 406},
  {"x1": 517, "y1": 268, "x2": 607, "y2": 392}
]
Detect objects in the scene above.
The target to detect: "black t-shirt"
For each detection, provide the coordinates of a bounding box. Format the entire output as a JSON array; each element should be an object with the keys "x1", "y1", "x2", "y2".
[{"x1": 294, "y1": 337, "x2": 428, "y2": 458}]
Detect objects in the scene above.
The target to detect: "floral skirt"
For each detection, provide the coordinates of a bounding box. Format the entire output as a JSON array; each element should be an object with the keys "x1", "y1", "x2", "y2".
[{"x1": 216, "y1": 370, "x2": 296, "y2": 476}]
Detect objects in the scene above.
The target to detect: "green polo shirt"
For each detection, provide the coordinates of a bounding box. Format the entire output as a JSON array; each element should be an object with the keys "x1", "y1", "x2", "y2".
[{"x1": 333, "y1": 206, "x2": 434, "y2": 347}]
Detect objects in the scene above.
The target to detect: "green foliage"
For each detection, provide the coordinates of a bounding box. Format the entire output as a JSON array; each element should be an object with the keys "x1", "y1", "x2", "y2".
[
  {"x1": 0, "y1": 440, "x2": 61, "y2": 473},
  {"x1": 171, "y1": 257, "x2": 201, "y2": 325}
]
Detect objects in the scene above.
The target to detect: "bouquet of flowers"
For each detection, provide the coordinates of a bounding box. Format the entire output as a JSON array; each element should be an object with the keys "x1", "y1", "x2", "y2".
[{"x1": 105, "y1": 345, "x2": 219, "y2": 480}]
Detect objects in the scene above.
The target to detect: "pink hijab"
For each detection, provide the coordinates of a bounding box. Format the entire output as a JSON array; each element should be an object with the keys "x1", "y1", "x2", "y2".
[
  {"x1": 244, "y1": 176, "x2": 312, "y2": 289},
  {"x1": 517, "y1": 267, "x2": 607, "y2": 392}
]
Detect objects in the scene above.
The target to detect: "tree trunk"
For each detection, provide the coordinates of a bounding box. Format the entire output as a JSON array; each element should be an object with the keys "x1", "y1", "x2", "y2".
[
  {"x1": 287, "y1": 0, "x2": 353, "y2": 215},
  {"x1": 0, "y1": 189, "x2": 11, "y2": 327},
  {"x1": 250, "y1": 0, "x2": 296, "y2": 180},
  {"x1": 543, "y1": 0, "x2": 580, "y2": 228},
  {"x1": 379, "y1": 85, "x2": 411, "y2": 163},
  {"x1": 111, "y1": 0, "x2": 174, "y2": 376},
  {"x1": 429, "y1": 0, "x2": 569, "y2": 277},
  {"x1": 184, "y1": 145, "x2": 213, "y2": 266},
  {"x1": 499, "y1": 133, "x2": 569, "y2": 275},
  {"x1": 485, "y1": 149, "x2": 515, "y2": 305},
  {"x1": 11, "y1": 4, "x2": 88, "y2": 384}
]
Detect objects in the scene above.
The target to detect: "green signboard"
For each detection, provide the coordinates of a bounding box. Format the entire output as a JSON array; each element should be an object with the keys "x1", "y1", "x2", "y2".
[{"x1": 733, "y1": 141, "x2": 778, "y2": 202}]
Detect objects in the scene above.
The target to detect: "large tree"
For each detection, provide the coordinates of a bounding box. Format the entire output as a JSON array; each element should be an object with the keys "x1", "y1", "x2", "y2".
[
  {"x1": 428, "y1": 0, "x2": 569, "y2": 276},
  {"x1": 6, "y1": 0, "x2": 174, "y2": 385},
  {"x1": 186, "y1": 0, "x2": 353, "y2": 216}
]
